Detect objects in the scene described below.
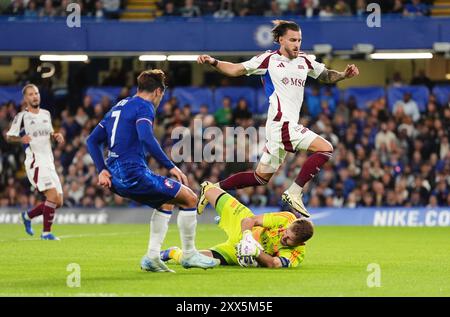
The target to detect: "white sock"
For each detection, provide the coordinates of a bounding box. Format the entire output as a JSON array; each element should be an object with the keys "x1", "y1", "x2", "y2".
[
  {"x1": 24, "y1": 212, "x2": 30, "y2": 220},
  {"x1": 147, "y1": 210, "x2": 171, "y2": 259},
  {"x1": 42, "y1": 231, "x2": 50, "y2": 235},
  {"x1": 288, "y1": 182, "x2": 303, "y2": 196},
  {"x1": 177, "y1": 209, "x2": 197, "y2": 257}
]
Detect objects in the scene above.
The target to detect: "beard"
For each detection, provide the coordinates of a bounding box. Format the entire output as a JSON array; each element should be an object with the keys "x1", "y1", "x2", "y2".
[
  {"x1": 288, "y1": 48, "x2": 298, "y2": 59},
  {"x1": 29, "y1": 101, "x2": 40, "y2": 108}
]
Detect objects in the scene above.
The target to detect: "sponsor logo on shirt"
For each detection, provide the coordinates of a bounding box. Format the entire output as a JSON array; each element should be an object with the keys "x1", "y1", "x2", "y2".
[
  {"x1": 281, "y1": 77, "x2": 306, "y2": 87},
  {"x1": 32, "y1": 130, "x2": 51, "y2": 137}
]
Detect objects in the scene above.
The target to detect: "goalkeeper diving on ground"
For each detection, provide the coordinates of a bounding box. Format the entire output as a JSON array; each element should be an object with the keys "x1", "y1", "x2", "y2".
[{"x1": 160, "y1": 182, "x2": 314, "y2": 268}]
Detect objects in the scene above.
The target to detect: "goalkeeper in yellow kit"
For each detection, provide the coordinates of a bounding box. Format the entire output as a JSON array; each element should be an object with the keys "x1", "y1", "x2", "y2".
[{"x1": 160, "y1": 182, "x2": 314, "y2": 268}]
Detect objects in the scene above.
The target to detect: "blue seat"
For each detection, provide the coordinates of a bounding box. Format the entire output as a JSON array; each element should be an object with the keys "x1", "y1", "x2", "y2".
[
  {"x1": 304, "y1": 86, "x2": 341, "y2": 104},
  {"x1": 0, "y1": 86, "x2": 22, "y2": 105},
  {"x1": 256, "y1": 88, "x2": 269, "y2": 114},
  {"x1": 387, "y1": 85, "x2": 429, "y2": 112},
  {"x1": 85, "y1": 87, "x2": 123, "y2": 105},
  {"x1": 213, "y1": 87, "x2": 257, "y2": 113},
  {"x1": 172, "y1": 87, "x2": 213, "y2": 113},
  {"x1": 344, "y1": 86, "x2": 385, "y2": 110},
  {"x1": 432, "y1": 85, "x2": 450, "y2": 106}
]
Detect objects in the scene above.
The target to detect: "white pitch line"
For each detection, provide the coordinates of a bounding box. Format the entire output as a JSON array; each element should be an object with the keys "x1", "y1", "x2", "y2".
[{"x1": 0, "y1": 231, "x2": 146, "y2": 243}]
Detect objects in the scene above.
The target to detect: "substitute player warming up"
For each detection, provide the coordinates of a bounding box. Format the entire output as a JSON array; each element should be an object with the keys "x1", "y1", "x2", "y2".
[
  {"x1": 197, "y1": 20, "x2": 359, "y2": 217},
  {"x1": 86, "y1": 69, "x2": 220, "y2": 273},
  {"x1": 7, "y1": 84, "x2": 65, "y2": 240}
]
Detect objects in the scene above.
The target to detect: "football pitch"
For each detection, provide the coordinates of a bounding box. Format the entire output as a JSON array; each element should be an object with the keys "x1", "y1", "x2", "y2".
[{"x1": 1, "y1": 224, "x2": 449, "y2": 297}]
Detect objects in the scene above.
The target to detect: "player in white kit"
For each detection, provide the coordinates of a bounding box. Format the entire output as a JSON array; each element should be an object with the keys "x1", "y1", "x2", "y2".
[
  {"x1": 7, "y1": 84, "x2": 65, "y2": 240},
  {"x1": 197, "y1": 20, "x2": 359, "y2": 217}
]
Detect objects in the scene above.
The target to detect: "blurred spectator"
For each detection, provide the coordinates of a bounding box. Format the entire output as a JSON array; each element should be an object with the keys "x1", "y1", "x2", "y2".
[
  {"x1": 411, "y1": 69, "x2": 433, "y2": 90},
  {"x1": 94, "y1": 0, "x2": 105, "y2": 18},
  {"x1": 355, "y1": 0, "x2": 366, "y2": 16},
  {"x1": 101, "y1": 0, "x2": 120, "y2": 19},
  {"x1": 179, "y1": 0, "x2": 201, "y2": 17},
  {"x1": 334, "y1": 0, "x2": 351, "y2": 15},
  {"x1": 163, "y1": 1, "x2": 178, "y2": 16},
  {"x1": 283, "y1": 0, "x2": 300, "y2": 15},
  {"x1": 393, "y1": 92, "x2": 420, "y2": 122},
  {"x1": 391, "y1": 0, "x2": 404, "y2": 14},
  {"x1": 403, "y1": 0, "x2": 430, "y2": 16},
  {"x1": 214, "y1": 96, "x2": 233, "y2": 126},
  {"x1": 319, "y1": 4, "x2": 334, "y2": 17},
  {"x1": 232, "y1": 98, "x2": 252, "y2": 125},
  {"x1": 24, "y1": 0, "x2": 38, "y2": 17},
  {"x1": 306, "y1": 86, "x2": 321, "y2": 119},
  {"x1": 213, "y1": 0, "x2": 235, "y2": 18},
  {"x1": 264, "y1": 0, "x2": 282, "y2": 16},
  {"x1": 39, "y1": 0, "x2": 55, "y2": 17},
  {"x1": 300, "y1": 0, "x2": 319, "y2": 17}
]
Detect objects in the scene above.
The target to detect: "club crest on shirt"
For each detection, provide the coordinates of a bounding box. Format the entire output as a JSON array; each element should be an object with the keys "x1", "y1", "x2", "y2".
[
  {"x1": 298, "y1": 65, "x2": 305, "y2": 70},
  {"x1": 164, "y1": 179, "x2": 174, "y2": 189},
  {"x1": 281, "y1": 77, "x2": 290, "y2": 85}
]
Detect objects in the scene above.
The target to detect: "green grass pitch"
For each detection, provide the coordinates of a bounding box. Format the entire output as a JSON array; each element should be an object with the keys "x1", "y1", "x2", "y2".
[{"x1": 1, "y1": 224, "x2": 449, "y2": 296}]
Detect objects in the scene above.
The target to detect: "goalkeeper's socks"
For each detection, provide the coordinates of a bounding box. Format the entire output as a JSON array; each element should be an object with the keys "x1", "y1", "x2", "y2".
[
  {"x1": 177, "y1": 208, "x2": 197, "y2": 257},
  {"x1": 147, "y1": 209, "x2": 172, "y2": 259}
]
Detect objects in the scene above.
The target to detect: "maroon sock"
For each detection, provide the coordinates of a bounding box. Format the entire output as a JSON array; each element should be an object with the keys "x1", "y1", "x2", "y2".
[
  {"x1": 43, "y1": 200, "x2": 57, "y2": 232},
  {"x1": 27, "y1": 202, "x2": 45, "y2": 219},
  {"x1": 219, "y1": 171, "x2": 268, "y2": 190},
  {"x1": 295, "y1": 151, "x2": 332, "y2": 187}
]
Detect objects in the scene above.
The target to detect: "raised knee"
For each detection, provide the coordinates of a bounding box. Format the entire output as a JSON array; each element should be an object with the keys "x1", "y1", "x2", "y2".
[
  {"x1": 326, "y1": 142, "x2": 334, "y2": 153},
  {"x1": 255, "y1": 172, "x2": 270, "y2": 185}
]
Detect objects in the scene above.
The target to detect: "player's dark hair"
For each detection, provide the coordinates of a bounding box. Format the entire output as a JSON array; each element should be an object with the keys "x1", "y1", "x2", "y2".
[
  {"x1": 271, "y1": 20, "x2": 300, "y2": 44},
  {"x1": 137, "y1": 69, "x2": 166, "y2": 93},
  {"x1": 22, "y1": 84, "x2": 38, "y2": 95},
  {"x1": 291, "y1": 219, "x2": 314, "y2": 243}
]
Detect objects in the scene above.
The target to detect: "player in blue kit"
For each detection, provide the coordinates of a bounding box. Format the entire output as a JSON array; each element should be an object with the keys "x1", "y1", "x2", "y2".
[{"x1": 86, "y1": 69, "x2": 220, "y2": 273}]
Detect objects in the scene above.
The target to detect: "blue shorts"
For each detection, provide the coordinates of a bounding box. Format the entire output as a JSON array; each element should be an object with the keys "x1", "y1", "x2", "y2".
[{"x1": 108, "y1": 161, "x2": 181, "y2": 209}]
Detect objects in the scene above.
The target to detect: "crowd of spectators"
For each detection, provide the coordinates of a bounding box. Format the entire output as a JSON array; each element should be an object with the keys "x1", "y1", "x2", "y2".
[
  {"x1": 0, "y1": 0, "x2": 436, "y2": 20},
  {"x1": 159, "y1": 0, "x2": 435, "y2": 19},
  {"x1": 0, "y1": 74, "x2": 449, "y2": 210},
  {"x1": 0, "y1": 0, "x2": 123, "y2": 19}
]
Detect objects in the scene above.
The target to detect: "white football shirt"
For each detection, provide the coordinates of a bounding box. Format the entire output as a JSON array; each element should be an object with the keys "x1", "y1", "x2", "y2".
[
  {"x1": 242, "y1": 50, "x2": 325, "y2": 124},
  {"x1": 7, "y1": 109, "x2": 55, "y2": 169}
]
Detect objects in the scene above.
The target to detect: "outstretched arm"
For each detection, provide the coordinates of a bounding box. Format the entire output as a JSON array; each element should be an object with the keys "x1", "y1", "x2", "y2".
[
  {"x1": 197, "y1": 55, "x2": 247, "y2": 77},
  {"x1": 318, "y1": 64, "x2": 359, "y2": 84}
]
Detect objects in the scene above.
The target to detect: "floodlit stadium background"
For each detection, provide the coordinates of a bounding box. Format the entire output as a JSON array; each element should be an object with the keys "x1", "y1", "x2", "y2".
[{"x1": 0, "y1": 0, "x2": 449, "y2": 227}]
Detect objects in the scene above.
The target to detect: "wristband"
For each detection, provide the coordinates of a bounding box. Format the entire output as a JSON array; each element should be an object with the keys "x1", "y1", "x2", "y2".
[{"x1": 211, "y1": 58, "x2": 219, "y2": 67}]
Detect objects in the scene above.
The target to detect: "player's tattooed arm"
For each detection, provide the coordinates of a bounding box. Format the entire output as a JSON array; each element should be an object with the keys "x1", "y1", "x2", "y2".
[{"x1": 318, "y1": 64, "x2": 359, "y2": 83}]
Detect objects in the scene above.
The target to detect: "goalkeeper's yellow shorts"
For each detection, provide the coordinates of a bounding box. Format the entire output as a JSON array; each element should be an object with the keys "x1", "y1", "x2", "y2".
[{"x1": 210, "y1": 192, "x2": 254, "y2": 265}]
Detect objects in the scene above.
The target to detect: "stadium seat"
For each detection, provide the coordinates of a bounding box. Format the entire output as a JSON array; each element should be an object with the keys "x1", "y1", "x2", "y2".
[
  {"x1": 256, "y1": 88, "x2": 270, "y2": 114},
  {"x1": 343, "y1": 86, "x2": 385, "y2": 110},
  {"x1": 0, "y1": 86, "x2": 23, "y2": 105},
  {"x1": 85, "y1": 87, "x2": 123, "y2": 105},
  {"x1": 304, "y1": 86, "x2": 341, "y2": 105},
  {"x1": 432, "y1": 85, "x2": 450, "y2": 106},
  {"x1": 213, "y1": 87, "x2": 257, "y2": 113},
  {"x1": 172, "y1": 87, "x2": 214, "y2": 113},
  {"x1": 387, "y1": 85, "x2": 429, "y2": 112}
]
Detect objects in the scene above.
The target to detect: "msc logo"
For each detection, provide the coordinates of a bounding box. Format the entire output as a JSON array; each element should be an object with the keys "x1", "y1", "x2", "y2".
[{"x1": 281, "y1": 77, "x2": 306, "y2": 87}]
